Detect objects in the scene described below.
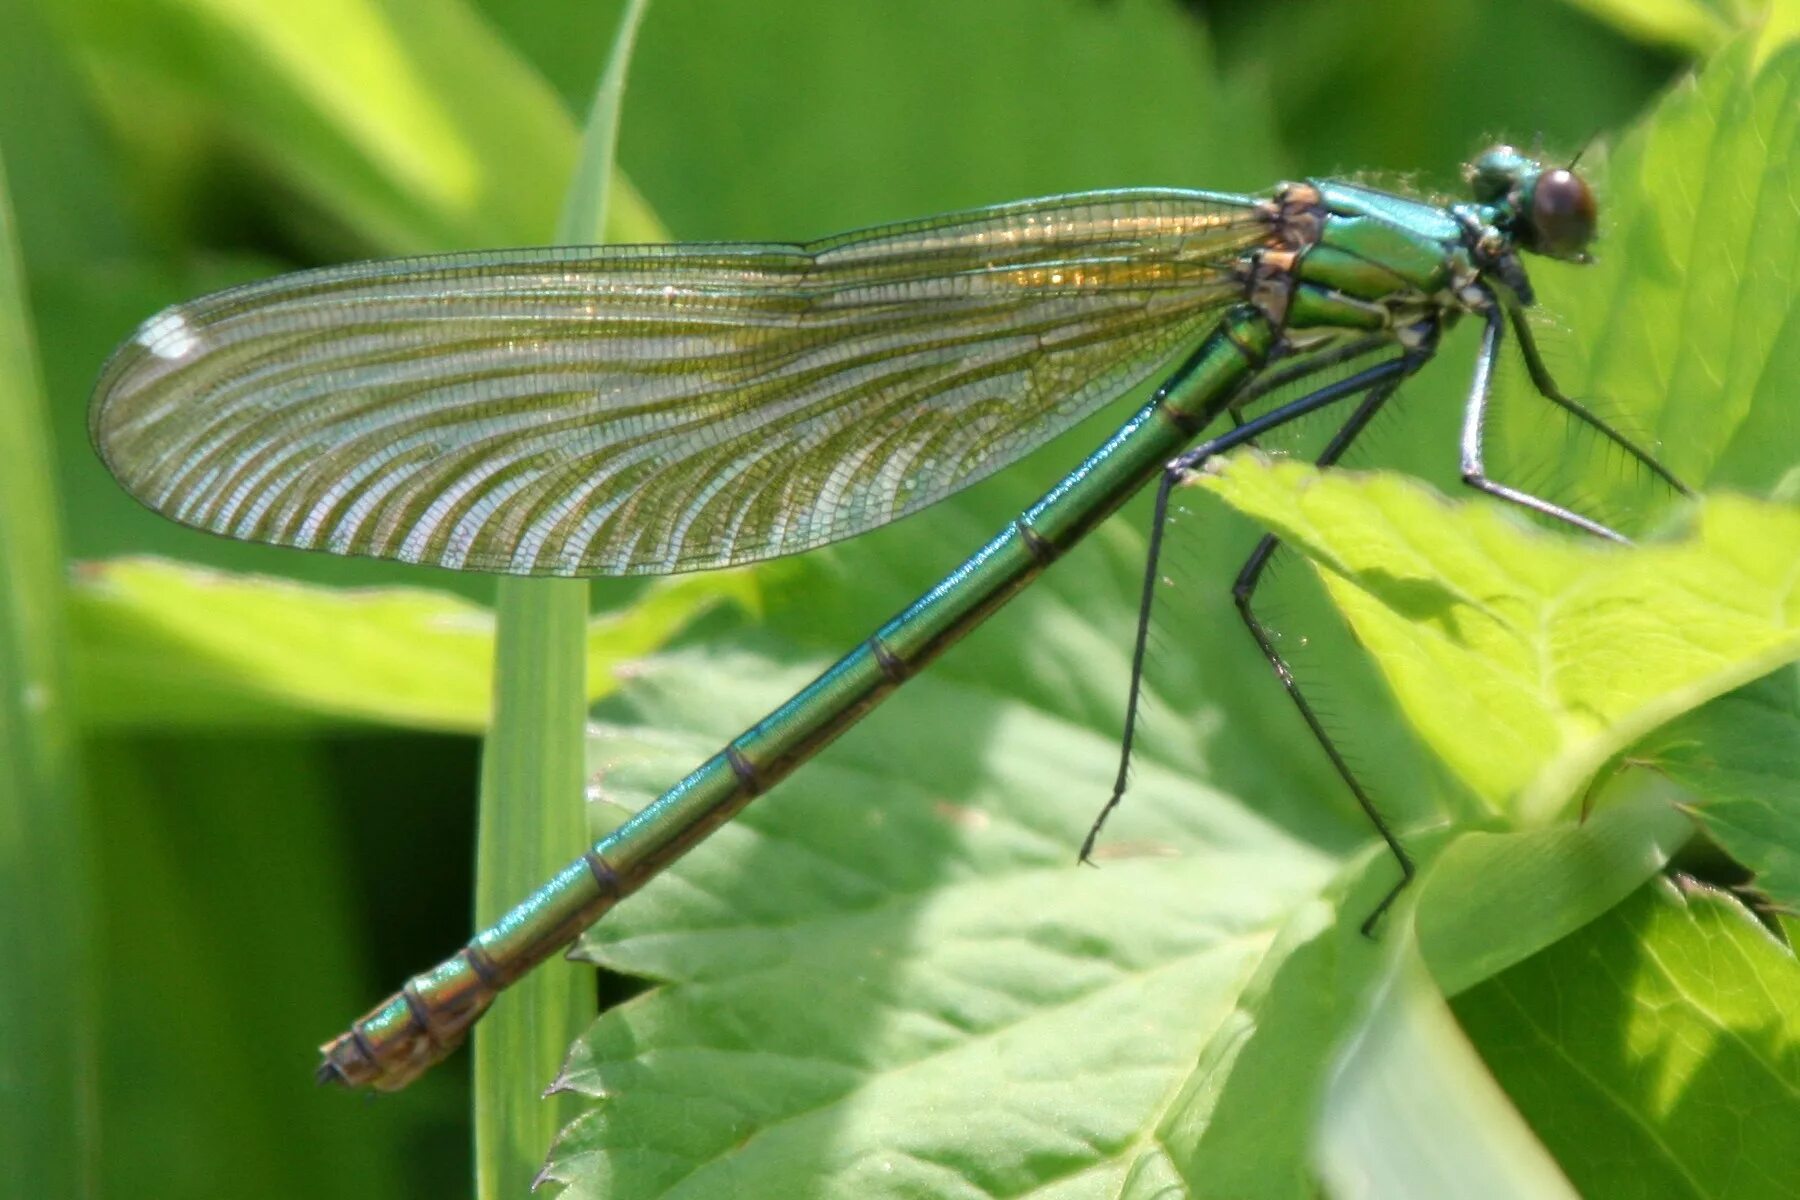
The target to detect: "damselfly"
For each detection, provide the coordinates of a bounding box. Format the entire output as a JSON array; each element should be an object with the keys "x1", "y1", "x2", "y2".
[{"x1": 90, "y1": 145, "x2": 1686, "y2": 1091}]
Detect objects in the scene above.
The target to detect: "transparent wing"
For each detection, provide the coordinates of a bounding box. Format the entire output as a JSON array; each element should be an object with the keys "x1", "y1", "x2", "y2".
[{"x1": 92, "y1": 189, "x2": 1267, "y2": 575}]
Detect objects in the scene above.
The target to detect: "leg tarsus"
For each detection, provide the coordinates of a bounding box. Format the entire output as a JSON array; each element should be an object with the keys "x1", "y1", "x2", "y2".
[
  {"x1": 1359, "y1": 852, "x2": 1416, "y2": 938},
  {"x1": 1235, "y1": 530, "x2": 1418, "y2": 934},
  {"x1": 1230, "y1": 379, "x2": 1419, "y2": 933},
  {"x1": 1084, "y1": 467, "x2": 1183, "y2": 865},
  {"x1": 1461, "y1": 468, "x2": 1632, "y2": 543}
]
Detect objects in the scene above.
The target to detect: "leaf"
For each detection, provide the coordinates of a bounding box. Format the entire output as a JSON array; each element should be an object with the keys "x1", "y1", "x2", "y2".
[
  {"x1": 1414, "y1": 781, "x2": 1698, "y2": 996},
  {"x1": 1553, "y1": 0, "x2": 1735, "y2": 54},
  {"x1": 554, "y1": 664, "x2": 1340, "y2": 1199},
  {"x1": 69, "y1": 556, "x2": 753, "y2": 731},
  {"x1": 1554, "y1": 0, "x2": 1800, "y2": 60},
  {"x1": 1195, "y1": 460, "x2": 1800, "y2": 824},
  {"x1": 1314, "y1": 937, "x2": 1578, "y2": 1199},
  {"x1": 1128, "y1": 784, "x2": 1686, "y2": 1200},
  {"x1": 1198, "y1": 43, "x2": 1800, "y2": 910},
  {"x1": 47, "y1": 0, "x2": 590, "y2": 252},
  {"x1": 33, "y1": 0, "x2": 661, "y2": 592},
  {"x1": 1452, "y1": 878, "x2": 1800, "y2": 1200},
  {"x1": 0, "y1": 136, "x2": 97, "y2": 1200},
  {"x1": 1646, "y1": 674, "x2": 1800, "y2": 912},
  {"x1": 533, "y1": 34, "x2": 1800, "y2": 1200},
  {"x1": 535, "y1": 453, "x2": 1780, "y2": 1197},
  {"x1": 1183, "y1": 42, "x2": 1800, "y2": 1195},
  {"x1": 1488, "y1": 37, "x2": 1800, "y2": 506},
  {"x1": 88, "y1": 735, "x2": 456, "y2": 1197}
]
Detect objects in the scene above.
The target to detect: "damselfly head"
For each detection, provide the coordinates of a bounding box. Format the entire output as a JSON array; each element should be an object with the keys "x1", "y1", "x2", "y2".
[
  {"x1": 1464, "y1": 144, "x2": 1597, "y2": 264},
  {"x1": 1525, "y1": 167, "x2": 1597, "y2": 261}
]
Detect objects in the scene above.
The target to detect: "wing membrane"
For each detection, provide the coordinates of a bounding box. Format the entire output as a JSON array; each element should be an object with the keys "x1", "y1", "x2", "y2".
[{"x1": 92, "y1": 189, "x2": 1267, "y2": 575}]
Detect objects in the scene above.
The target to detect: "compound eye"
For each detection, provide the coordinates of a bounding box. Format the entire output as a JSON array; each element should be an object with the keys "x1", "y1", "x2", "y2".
[{"x1": 1530, "y1": 169, "x2": 1596, "y2": 258}]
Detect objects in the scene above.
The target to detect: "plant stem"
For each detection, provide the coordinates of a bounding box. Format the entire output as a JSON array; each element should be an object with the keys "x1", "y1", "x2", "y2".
[{"x1": 471, "y1": 1, "x2": 653, "y2": 1194}]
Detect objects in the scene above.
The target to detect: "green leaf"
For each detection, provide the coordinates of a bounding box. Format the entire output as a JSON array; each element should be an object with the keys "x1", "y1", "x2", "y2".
[
  {"x1": 1311, "y1": 797, "x2": 1739, "y2": 1197},
  {"x1": 1195, "y1": 460, "x2": 1800, "y2": 823},
  {"x1": 0, "y1": 138, "x2": 97, "y2": 1200},
  {"x1": 48, "y1": 0, "x2": 583, "y2": 252},
  {"x1": 1554, "y1": 0, "x2": 1735, "y2": 54},
  {"x1": 554, "y1": 666, "x2": 1341, "y2": 1199},
  {"x1": 530, "y1": 408, "x2": 1753, "y2": 1195},
  {"x1": 1415, "y1": 781, "x2": 1698, "y2": 996},
  {"x1": 532, "y1": 31, "x2": 1800, "y2": 1199},
  {"x1": 1646, "y1": 674, "x2": 1800, "y2": 912},
  {"x1": 474, "y1": 576, "x2": 592, "y2": 1199},
  {"x1": 10, "y1": 0, "x2": 1738, "y2": 1194},
  {"x1": 1198, "y1": 42, "x2": 1800, "y2": 921},
  {"x1": 88, "y1": 735, "x2": 457, "y2": 1198},
  {"x1": 1129, "y1": 785, "x2": 1687, "y2": 1200},
  {"x1": 1180, "y1": 43, "x2": 1800, "y2": 1195},
  {"x1": 1453, "y1": 878, "x2": 1800, "y2": 1200},
  {"x1": 1314, "y1": 936, "x2": 1579, "y2": 1199},
  {"x1": 551, "y1": 741, "x2": 1683, "y2": 1200},
  {"x1": 1488, "y1": 37, "x2": 1800, "y2": 506},
  {"x1": 68, "y1": 556, "x2": 752, "y2": 732},
  {"x1": 1554, "y1": 0, "x2": 1800, "y2": 60}
]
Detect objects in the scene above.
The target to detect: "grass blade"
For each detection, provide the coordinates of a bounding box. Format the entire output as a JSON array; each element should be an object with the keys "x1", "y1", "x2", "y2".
[
  {"x1": 473, "y1": 2, "x2": 654, "y2": 1194},
  {"x1": 0, "y1": 146, "x2": 97, "y2": 1197}
]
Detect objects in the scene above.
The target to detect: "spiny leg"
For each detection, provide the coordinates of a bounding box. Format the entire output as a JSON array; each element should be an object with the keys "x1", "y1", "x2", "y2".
[
  {"x1": 1085, "y1": 465, "x2": 1184, "y2": 865},
  {"x1": 1464, "y1": 301, "x2": 1691, "y2": 541},
  {"x1": 1232, "y1": 377, "x2": 1411, "y2": 935},
  {"x1": 1085, "y1": 349, "x2": 1419, "y2": 864},
  {"x1": 1461, "y1": 304, "x2": 1624, "y2": 540},
  {"x1": 1506, "y1": 306, "x2": 1691, "y2": 498},
  {"x1": 1222, "y1": 303, "x2": 1690, "y2": 929}
]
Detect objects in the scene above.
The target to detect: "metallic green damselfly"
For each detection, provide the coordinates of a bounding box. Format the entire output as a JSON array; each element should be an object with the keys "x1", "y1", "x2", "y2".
[{"x1": 90, "y1": 146, "x2": 1685, "y2": 1091}]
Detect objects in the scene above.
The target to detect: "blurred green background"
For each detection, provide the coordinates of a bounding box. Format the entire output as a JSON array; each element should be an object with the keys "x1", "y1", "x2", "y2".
[{"x1": 5, "y1": 0, "x2": 1779, "y2": 1196}]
